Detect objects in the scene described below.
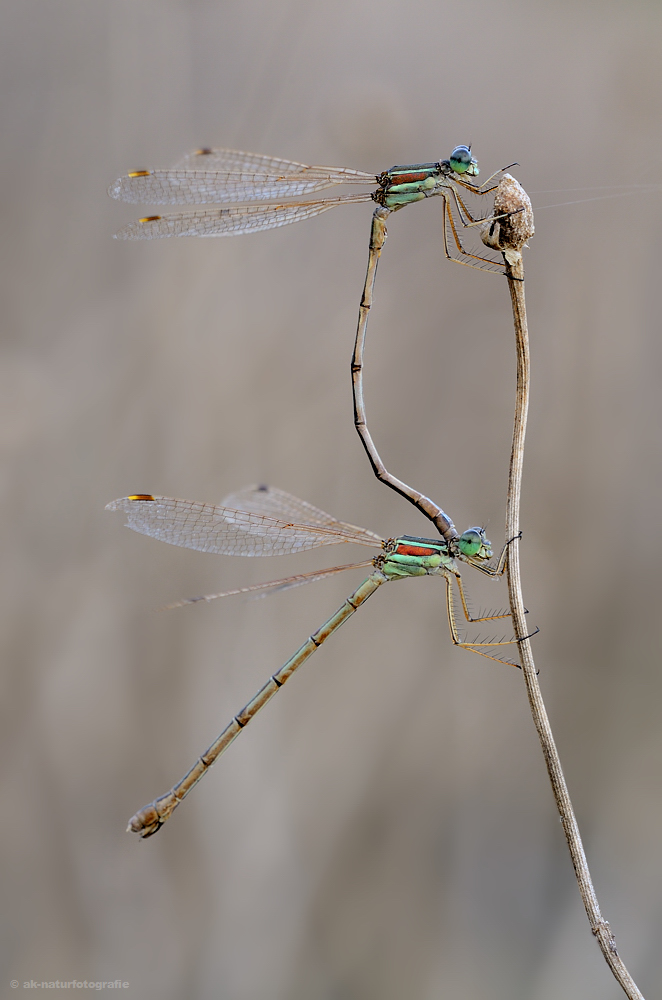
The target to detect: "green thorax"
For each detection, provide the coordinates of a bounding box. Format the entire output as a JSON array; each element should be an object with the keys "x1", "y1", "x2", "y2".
[
  {"x1": 380, "y1": 527, "x2": 493, "y2": 580},
  {"x1": 375, "y1": 162, "x2": 447, "y2": 210},
  {"x1": 374, "y1": 147, "x2": 478, "y2": 210},
  {"x1": 381, "y1": 535, "x2": 455, "y2": 579}
]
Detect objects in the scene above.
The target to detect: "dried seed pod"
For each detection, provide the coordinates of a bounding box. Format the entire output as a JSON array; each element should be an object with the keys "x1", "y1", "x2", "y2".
[{"x1": 481, "y1": 174, "x2": 534, "y2": 262}]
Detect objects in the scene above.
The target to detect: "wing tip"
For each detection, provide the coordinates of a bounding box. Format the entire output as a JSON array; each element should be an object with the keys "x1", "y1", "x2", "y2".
[
  {"x1": 108, "y1": 172, "x2": 152, "y2": 202},
  {"x1": 113, "y1": 218, "x2": 162, "y2": 240},
  {"x1": 105, "y1": 495, "x2": 155, "y2": 511}
]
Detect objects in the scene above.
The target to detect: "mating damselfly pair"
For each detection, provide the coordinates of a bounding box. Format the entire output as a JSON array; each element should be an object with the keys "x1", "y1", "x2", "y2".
[{"x1": 108, "y1": 143, "x2": 522, "y2": 835}]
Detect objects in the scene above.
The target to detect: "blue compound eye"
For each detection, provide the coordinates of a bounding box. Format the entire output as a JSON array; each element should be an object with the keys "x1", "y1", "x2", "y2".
[
  {"x1": 449, "y1": 145, "x2": 473, "y2": 173},
  {"x1": 458, "y1": 528, "x2": 483, "y2": 557}
]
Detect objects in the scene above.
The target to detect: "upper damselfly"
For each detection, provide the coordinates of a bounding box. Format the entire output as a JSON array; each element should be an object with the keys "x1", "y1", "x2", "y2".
[
  {"x1": 109, "y1": 143, "x2": 509, "y2": 274},
  {"x1": 110, "y1": 145, "x2": 514, "y2": 532}
]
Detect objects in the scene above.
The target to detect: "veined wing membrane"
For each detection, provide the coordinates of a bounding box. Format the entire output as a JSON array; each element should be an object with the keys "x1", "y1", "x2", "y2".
[
  {"x1": 173, "y1": 146, "x2": 376, "y2": 181},
  {"x1": 110, "y1": 147, "x2": 376, "y2": 205},
  {"x1": 110, "y1": 166, "x2": 377, "y2": 206},
  {"x1": 105, "y1": 496, "x2": 384, "y2": 555},
  {"x1": 163, "y1": 560, "x2": 377, "y2": 609},
  {"x1": 114, "y1": 193, "x2": 373, "y2": 240},
  {"x1": 174, "y1": 147, "x2": 315, "y2": 172},
  {"x1": 221, "y1": 484, "x2": 383, "y2": 543}
]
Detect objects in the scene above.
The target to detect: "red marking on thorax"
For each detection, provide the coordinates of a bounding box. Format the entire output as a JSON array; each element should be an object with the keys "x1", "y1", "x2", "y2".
[
  {"x1": 395, "y1": 543, "x2": 436, "y2": 557},
  {"x1": 389, "y1": 170, "x2": 429, "y2": 185}
]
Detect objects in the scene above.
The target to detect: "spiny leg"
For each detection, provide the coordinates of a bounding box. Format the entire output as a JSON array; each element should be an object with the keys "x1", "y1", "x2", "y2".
[
  {"x1": 450, "y1": 186, "x2": 527, "y2": 246},
  {"x1": 454, "y1": 572, "x2": 512, "y2": 624},
  {"x1": 446, "y1": 185, "x2": 492, "y2": 227},
  {"x1": 440, "y1": 166, "x2": 526, "y2": 272},
  {"x1": 351, "y1": 206, "x2": 459, "y2": 542},
  {"x1": 444, "y1": 574, "x2": 521, "y2": 667},
  {"x1": 442, "y1": 196, "x2": 507, "y2": 273},
  {"x1": 449, "y1": 186, "x2": 517, "y2": 231}
]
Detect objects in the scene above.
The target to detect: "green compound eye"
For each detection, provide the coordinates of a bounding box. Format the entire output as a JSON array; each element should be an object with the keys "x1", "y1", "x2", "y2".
[
  {"x1": 458, "y1": 528, "x2": 484, "y2": 558},
  {"x1": 449, "y1": 145, "x2": 475, "y2": 174}
]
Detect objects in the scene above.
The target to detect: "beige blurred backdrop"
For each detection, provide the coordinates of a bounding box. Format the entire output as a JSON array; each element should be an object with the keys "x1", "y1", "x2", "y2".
[{"x1": 2, "y1": 2, "x2": 662, "y2": 998}]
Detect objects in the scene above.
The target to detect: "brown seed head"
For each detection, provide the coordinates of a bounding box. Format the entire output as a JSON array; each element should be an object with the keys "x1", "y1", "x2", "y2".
[{"x1": 481, "y1": 174, "x2": 534, "y2": 255}]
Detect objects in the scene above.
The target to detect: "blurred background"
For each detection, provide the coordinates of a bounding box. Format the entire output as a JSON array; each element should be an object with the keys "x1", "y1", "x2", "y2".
[{"x1": 2, "y1": 1, "x2": 662, "y2": 997}]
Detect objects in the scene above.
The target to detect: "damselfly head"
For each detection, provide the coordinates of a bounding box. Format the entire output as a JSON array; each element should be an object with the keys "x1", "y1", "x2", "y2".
[
  {"x1": 457, "y1": 527, "x2": 492, "y2": 561},
  {"x1": 449, "y1": 145, "x2": 479, "y2": 177}
]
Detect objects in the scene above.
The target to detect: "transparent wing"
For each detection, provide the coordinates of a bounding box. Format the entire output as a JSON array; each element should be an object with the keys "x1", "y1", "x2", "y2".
[
  {"x1": 109, "y1": 147, "x2": 375, "y2": 205},
  {"x1": 174, "y1": 147, "x2": 315, "y2": 172},
  {"x1": 162, "y1": 560, "x2": 376, "y2": 609},
  {"x1": 173, "y1": 147, "x2": 375, "y2": 182},
  {"x1": 109, "y1": 169, "x2": 374, "y2": 205},
  {"x1": 220, "y1": 484, "x2": 383, "y2": 545},
  {"x1": 105, "y1": 495, "x2": 383, "y2": 556},
  {"x1": 110, "y1": 149, "x2": 376, "y2": 205},
  {"x1": 113, "y1": 193, "x2": 372, "y2": 240}
]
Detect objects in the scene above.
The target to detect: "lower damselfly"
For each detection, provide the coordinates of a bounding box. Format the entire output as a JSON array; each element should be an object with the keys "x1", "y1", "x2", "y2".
[{"x1": 107, "y1": 484, "x2": 521, "y2": 838}]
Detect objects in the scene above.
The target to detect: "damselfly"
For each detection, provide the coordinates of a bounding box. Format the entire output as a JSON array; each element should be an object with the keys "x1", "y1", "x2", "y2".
[
  {"x1": 107, "y1": 484, "x2": 520, "y2": 838},
  {"x1": 110, "y1": 145, "x2": 514, "y2": 533},
  {"x1": 109, "y1": 144, "x2": 508, "y2": 273}
]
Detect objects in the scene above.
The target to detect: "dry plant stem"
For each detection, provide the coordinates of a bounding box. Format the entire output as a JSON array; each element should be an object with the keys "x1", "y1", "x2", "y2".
[{"x1": 504, "y1": 253, "x2": 644, "y2": 1000}]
